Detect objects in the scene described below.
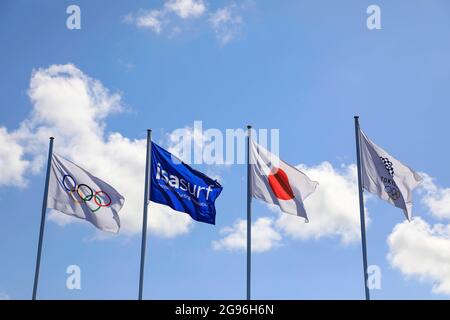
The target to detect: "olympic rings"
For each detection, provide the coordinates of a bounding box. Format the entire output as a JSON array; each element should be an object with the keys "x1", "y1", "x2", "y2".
[
  {"x1": 62, "y1": 174, "x2": 76, "y2": 192},
  {"x1": 385, "y1": 185, "x2": 401, "y2": 201},
  {"x1": 94, "y1": 191, "x2": 112, "y2": 207},
  {"x1": 61, "y1": 174, "x2": 112, "y2": 213}
]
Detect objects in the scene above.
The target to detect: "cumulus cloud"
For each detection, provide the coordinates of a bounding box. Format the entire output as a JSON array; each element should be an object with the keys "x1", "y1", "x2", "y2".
[
  {"x1": 165, "y1": 0, "x2": 206, "y2": 19},
  {"x1": 213, "y1": 161, "x2": 368, "y2": 253},
  {"x1": 165, "y1": 122, "x2": 205, "y2": 164},
  {"x1": 0, "y1": 64, "x2": 193, "y2": 237},
  {"x1": 0, "y1": 127, "x2": 29, "y2": 187},
  {"x1": 209, "y1": 6, "x2": 243, "y2": 45},
  {"x1": 163, "y1": 121, "x2": 230, "y2": 182},
  {"x1": 124, "y1": 0, "x2": 246, "y2": 44},
  {"x1": 387, "y1": 174, "x2": 450, "y2": 295},
  {"x1": 123, "y1": 0, "x2": 205, "y2": 35},
  {"x1": 127, "y1": 10, "x2": 164, "y2": 34},
  {"x1": 276, "y1": 162, "x2": 366, "y2": 245},
  {"x1": 212, "y1": 217, "x2": 282, "y2": 253},
  {"x1": 387, "y1": 217, "x2": 450, "y2": 295},
  {"x1": 419, "y1": 173, "x2": 450, "y2": 220}
]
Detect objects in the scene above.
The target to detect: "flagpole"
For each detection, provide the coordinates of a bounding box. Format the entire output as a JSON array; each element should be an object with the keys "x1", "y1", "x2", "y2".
[
  {"x1": 354, "y1": 116, "x2": 370, "y2": 300},
  {"x1": 246, "y1": 125, "x2": 252, "y2": 300},
  {"x1": 139, "y1": 129, "x2": 152, "y2": 300},
  {"x1": 32, "y1": 136, "x2": 54, "y2": 300}
]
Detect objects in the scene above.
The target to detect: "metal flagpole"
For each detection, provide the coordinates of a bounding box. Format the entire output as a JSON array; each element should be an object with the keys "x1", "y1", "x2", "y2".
[
  {"x1": 354, "y1": 116, "x2": 370, "y2": 300},
  {"x1": 246, "y1": 125, "x2": 252, "y2": 300},
  {"x1": 139, "y1": 129, "x2": 152, "y2": 300},
  {"x1": 32, "y1": 136, "x2": 54, "y2": 300}
]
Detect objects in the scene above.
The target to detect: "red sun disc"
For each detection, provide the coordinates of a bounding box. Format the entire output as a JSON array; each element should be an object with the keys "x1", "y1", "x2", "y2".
[{"x1": 268, "y1": 167, "x2": 295, "y2": 200}]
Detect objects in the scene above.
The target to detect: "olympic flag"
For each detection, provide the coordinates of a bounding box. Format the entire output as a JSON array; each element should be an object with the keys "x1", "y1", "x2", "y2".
[
  {"x1": 358, "y1": 127, "x2": 423, "y2": 221},
  {"x1": 47, "y1": 153, "x2": 125, "y2": 233},
  {"x1": 353, "y1": 117, "x2": 422, "y2": 301}
]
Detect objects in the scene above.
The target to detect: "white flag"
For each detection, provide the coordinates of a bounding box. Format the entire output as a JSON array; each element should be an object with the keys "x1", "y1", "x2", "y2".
[
  {"x1": 250, "y1": 139, "x2": 318, "y2": 221},
  {"x1": 47, "y1": 153, "x2": 125, "y2": 233},
  {"x1": 359, "y1": 129, "x2": 422, "y2": 220}
]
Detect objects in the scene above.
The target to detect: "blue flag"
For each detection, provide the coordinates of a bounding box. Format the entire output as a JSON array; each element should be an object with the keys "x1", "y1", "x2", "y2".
[{"x1": 150, "y1": 143, "x2": 223, "y2": 225}]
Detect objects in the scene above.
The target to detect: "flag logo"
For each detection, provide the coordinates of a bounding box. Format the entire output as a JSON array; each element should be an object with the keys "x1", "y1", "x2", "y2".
[
  {"x1": 359, "y1": 128, "x2": 422, "y2": 220},
  {"x1": 60, "y1": 174, "x2": 112, "y2": 213},
  {"x1": 249, "y1": 139, "x2": 318, "y2": 220},
  {"x1": 380, "y1": 157, "x2": 395, "y2": 177},
  {"x1": 378, "y1": 157, "x2": 401, "y2": 201},
  {"x1": 48, "y1": 153, "x2": 124, "y2": 233},
  {"x1": 385, "y1": 185, "x2": 401, "y2": 200},
  {"x1": 268, "y1": 167, "x2": 295, "y2": 200},
  {"x1": 150, "y1": 143, "x2": 223, "y2": 225}
]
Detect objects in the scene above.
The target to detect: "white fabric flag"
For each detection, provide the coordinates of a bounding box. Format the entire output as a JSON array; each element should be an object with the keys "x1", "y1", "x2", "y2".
[
  {"x1": 250, "y1": 139, "x2": 318, "y2": 221},
  {"x1": 359, "y1": 129, "x2": 422, "y2": 221},
  {"x1": 47, "y1": 153, "x2": 125, "y2": 233}
]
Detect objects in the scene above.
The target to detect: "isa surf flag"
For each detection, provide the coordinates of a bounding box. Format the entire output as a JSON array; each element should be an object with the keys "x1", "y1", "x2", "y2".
[{"x1": 150, "y1": 143, "x2": 223, "y2": 225}]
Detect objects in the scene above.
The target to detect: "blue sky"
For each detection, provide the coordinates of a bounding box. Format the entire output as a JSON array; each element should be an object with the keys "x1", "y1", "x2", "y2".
[{"x1": 1, "y1": 0, "x2": 450, "y2": 300}]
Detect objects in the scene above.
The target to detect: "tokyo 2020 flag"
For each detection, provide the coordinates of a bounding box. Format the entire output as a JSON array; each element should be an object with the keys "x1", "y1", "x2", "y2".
[
  {"x1": 359, "y1": 129, "x2": 422, "y2": 221},
  {"x1": 249, "y1": 139, "x2": 318, "y2": 221},
  {"x1": 47, "y1": 153, "x2": 125, "y2": 233}
]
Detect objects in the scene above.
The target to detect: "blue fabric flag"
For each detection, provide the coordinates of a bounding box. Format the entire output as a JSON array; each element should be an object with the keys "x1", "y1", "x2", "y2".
[{"x1": 149, "y1": 143, "x2": 223, "y2": 225}]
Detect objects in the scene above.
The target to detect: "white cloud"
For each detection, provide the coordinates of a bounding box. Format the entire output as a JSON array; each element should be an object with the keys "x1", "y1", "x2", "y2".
[
  {"x1": 124, "y1": 0, "x2": 245, "y2": 45},
  {"x1": 213, "y1": 162, "x2": 368, "y2": 253},
  {"x1": 164, "y1": 122, "x2": 225, "y2": 182},
  {"x1": 0, "y1": 127, "x2": 29, "y2": 187},
  {"x1": 387, "y1": 217, "x2": 450, "y2": 295},
  {"x1": 209, "y1": 8, "x2": 231, "y2": 28},
  {"x1": 387, "y1": 174, "x2": 450, "y2": 296},
  {"x1": 135, "y1": 10, "x2": 164, "y2": 34},
  {"x1": 212, "y1": 217, "x2": 282, "y2": 253},
  {"x1": 419, "y1": 173, "x2": 450, "y2": 220},
  {"x1": 276, "y1": 162, "x2": 366, "y2": 245},
  {"x1": 0, "y1": 64, "x2": 192, "y2": 237},
  {"x1": 165, "y1": 123, "x2": 204, "y2": 163},
  {"x1": 165, "y1": 0, "x2": 206, "y2": 19},
  {"x1": 124, "y1": 0, "x2": 205, "y2": 35},
  {"x1": 209, "y1": 6, "x2": 243, "y2": 44}
]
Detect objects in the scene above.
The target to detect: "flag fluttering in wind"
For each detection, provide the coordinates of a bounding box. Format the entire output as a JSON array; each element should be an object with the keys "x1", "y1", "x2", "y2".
[
  {"x1": 47, "y1": 153, "x2": 124, "y2": 233},
  {"x1": 249, "y1": 139, "x2": 318, "y2": 221},
  {"x1": 359, "y1": 128, "x2": 422, "y2": 220},
  {"x1": 150, "y1": 143, "x2": 223, "y2": 225}
]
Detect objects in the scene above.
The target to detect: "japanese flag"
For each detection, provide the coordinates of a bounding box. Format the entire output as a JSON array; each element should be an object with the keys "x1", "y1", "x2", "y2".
[{"x1": 249, "y1": 140, "x2": 318, "y2": 221}]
